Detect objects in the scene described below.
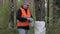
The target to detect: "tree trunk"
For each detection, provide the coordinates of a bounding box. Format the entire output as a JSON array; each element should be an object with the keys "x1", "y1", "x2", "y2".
[
  {"x1": 46, "y1": 0, "x2": 50, "y2": 34},
  {"x1": 34, "y1": 0, "x2": 45, "y2": 21},
  {"x1": 0, "y1": 0, "x2": 5, "y2": 8},
  {"x1": 53, "y1": 0, "x2": 57, "y2": 34},
  {"x1": 34, "y1": 0, "x2": 46, "y2": 34},
  {"x1": 9, "y1": 0, "x2": 14, "y2": 29}
]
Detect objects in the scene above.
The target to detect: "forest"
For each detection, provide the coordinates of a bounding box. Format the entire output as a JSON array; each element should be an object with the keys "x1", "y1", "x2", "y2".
[{"x1": 0, "y1": 0, "x2": 60, "y2": 34}]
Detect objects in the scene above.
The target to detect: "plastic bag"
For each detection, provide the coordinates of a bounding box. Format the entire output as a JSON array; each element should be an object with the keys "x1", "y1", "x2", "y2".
[{"x1": 34, "y1": 21, "x2": 46, "y2": 34}]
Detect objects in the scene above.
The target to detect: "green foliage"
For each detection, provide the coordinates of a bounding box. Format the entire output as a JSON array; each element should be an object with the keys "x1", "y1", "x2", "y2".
[
  {"x1": 57, "y1": 10, "x2": 60, "y2": 19},
  {"x1": 56, "y1": 0, "x2": 60, "y2": 19},
  {"x1": 17, "y1": 0, "x2": 24, "y2": 9},
  {"x1": 0, "y1": 0, "x2": 9, "y2": 34},
  {"x1": 56, "y1": 0, "x2": 60, "y2": 8}
]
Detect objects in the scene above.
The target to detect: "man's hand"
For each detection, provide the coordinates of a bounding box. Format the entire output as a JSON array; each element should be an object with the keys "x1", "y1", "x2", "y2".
[
  {"x1": 27, "y1": 18, "x2": 34, "y2": 27},
  {"x1": 27, "y1": 18, "x2": 31, "y2": 22}
]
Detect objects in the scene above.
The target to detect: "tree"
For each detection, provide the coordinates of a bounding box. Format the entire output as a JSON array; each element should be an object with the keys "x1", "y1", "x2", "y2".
[
  {"x1": 47, "y1": 0, "x2": 50, "y2": 34},
  {"x1": 0, "y1": 0, "x2": 5, "y2": 8},
  {"x1": 53, "y1": 0, "x2": 57, "y2": 34},
  {"x1": 9, "y1": 0, "x2": 14, "y2": 29},
  {"x1": 34, "y1": 0, "x2": 45, "y2": 21},
  {"x1": 56, "y1": 0, "x2": 60, "y2": 19}
]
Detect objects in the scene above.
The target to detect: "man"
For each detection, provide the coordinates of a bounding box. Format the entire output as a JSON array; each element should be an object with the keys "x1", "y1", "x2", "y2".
[{"x1": 16, "y1": 3, "x2": 33, "y2": 34}]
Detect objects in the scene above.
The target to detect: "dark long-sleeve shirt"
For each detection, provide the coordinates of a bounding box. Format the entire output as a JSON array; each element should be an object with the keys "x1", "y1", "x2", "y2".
[{"x1": 16, "y1": 7, "x2": 32, "y2": 30}]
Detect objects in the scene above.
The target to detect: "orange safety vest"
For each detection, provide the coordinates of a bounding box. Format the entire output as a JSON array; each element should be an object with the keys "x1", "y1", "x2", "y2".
[{"x1": 17, "y1": 7, "x2": 31, "y2": 27}]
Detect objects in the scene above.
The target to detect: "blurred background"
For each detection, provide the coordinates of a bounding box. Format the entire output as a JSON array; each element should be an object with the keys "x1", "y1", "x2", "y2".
[{"x1": 0, "y1": 0, "x2": 60, "y2": 34}]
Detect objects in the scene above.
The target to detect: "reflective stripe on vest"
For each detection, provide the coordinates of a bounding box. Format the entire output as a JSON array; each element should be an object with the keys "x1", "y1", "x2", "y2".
[{"x1": 17, "y1": 7, "x2": 31, "y2": 26}]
